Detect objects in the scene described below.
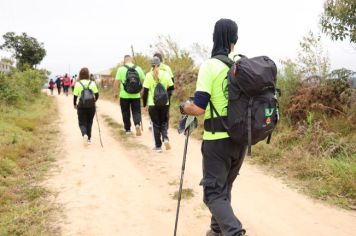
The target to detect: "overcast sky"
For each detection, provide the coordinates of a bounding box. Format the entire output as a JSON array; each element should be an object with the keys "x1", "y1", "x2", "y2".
[{"x1": 0, "y1": 0, "x2": 355, "y2": 76}]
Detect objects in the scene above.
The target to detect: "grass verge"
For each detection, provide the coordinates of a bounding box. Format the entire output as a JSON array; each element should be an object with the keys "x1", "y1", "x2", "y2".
[
  {"x1": 101, "y1": 114, "x2": 147, "y2": 150},
  {"x1": 0, "y1": 94, "x2": 60, "y2": 235}
]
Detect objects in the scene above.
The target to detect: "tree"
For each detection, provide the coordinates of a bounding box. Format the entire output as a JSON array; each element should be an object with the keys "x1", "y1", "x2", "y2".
[
  {"x1": 0, "y1": 32, "x2": 46, "y2": 70},
  {"x1": 321, "y1": 0, "x2": 356, "y2": 44},
  {"x1": 297, "y1": 31, "x2": 330, "y2": 79}
]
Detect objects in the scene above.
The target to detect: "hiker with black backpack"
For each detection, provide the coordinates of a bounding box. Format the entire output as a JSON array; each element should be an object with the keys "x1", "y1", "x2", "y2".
[
  {"x1": 113, "y1": 55, "x2": 145, "y2": 136},
  {"x1": 180, "y1": 19, "x2": 278, "y2": 236},
  {"x1": 73, "y1": 67, "x2": 99, "y2": 145},
  {"x1": 143, "y1": 56, "x2": 174, "y2": 153}
]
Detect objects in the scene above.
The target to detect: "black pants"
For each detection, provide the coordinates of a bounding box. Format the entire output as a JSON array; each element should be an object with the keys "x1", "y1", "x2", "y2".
[
  {"x1": 148, "y1": 105, "x2": 169, "y2": 148},
  {"x1": 77, "y1": 107, "x2": 96, "y2": 140},
  {"x1": 201, "y1": 138, "x2": 247, "y2": 236},
  {"x1": 120, "y1": 98, "x2": 141, "y2": 132},
  {"x1": 57, "y1": 86, "x2": 61, "y2": 95}
]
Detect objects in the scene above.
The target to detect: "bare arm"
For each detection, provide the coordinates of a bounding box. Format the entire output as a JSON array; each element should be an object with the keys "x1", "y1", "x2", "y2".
[{"x1": 182, "y1": 102, "x2": 205, "y2": 116}]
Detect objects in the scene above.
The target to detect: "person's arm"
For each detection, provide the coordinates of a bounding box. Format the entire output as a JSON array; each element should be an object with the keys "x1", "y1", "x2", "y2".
[
  {"x1": 142, "y1": 88, "x2": 149, "y2": 107},
  {"x1": 95, "y1": 93, "x2": 99, "y2": 101}
]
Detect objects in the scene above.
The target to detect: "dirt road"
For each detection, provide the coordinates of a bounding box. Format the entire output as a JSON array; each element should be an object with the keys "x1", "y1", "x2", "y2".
[{"x1": 48, "y1": 94, "x2": 356, "y2": 236}]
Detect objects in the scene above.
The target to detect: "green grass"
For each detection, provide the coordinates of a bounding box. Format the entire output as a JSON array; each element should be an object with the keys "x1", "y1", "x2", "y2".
[
  {"x1": 0, "y1": 95, "x2": 60, "y2": 235},
  {"x1": 172, "y1": 188, "x2": 195, "y2": 200},
  {"x1": 101, "y1": 114, "x2": 147, "y2": 150}
]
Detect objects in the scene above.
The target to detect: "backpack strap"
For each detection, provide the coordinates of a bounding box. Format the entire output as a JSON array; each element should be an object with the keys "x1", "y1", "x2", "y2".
[
  {"x1": 212, "y1": 55, "x2": 234, "y2": 67},
  {"x1": 247, "y1": 97, "x2": 253, "y2": 156},
  {"x1": 79, "y1": 80, "x2": 91, "y2": 89}
]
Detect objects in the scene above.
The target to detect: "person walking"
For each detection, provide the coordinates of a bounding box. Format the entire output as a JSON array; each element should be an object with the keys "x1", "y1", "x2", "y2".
[
  {"x1": 62, "y1": 73, "x2": 71, "y2": 96},
  {"x1": 73, "y1": 67, "x2": 99, "y2": 145},
  {"x1": 48, "y1": 79, "x2": 55, "y2": 95},
  {"x1": 71, "y1": 74, "x2": 77, "y2": 93},
  {"x1": 55, "y1": 76, "x2": 62, "y2": 95},
  {"x1": 113, "y1": 55, "x2": 145, "y2": 136},
  {"x1": 143, "y1": 56, "x2": 174, "y2": 153},
  {"x1": 180, "y1": 19, "x2": 247, "y2": 236}
]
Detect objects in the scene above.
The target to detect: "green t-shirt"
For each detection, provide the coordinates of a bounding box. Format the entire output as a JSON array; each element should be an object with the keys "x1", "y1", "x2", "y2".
[
  {"x1": 73, "y1": 79, "x2": 99, "y2": 96},
  {"x1": 143, "y1": 70, "x2": 174, "y2": 106},
  {"x1": 115, "y1": 63, "x2": 145, "y2": 99},
  {"x1": 196, "y1": 54, "x2": 238, "y2": 140}
]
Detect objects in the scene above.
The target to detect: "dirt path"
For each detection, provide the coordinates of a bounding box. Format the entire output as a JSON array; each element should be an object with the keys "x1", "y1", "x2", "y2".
[{"x1": 48, "y1": 94, "x2": 356, "y2": 236}]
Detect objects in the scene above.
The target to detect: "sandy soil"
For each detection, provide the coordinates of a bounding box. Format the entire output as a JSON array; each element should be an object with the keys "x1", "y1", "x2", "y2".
[{"x1": 47, "y1": 94, "x2": 356, "y2": 236}]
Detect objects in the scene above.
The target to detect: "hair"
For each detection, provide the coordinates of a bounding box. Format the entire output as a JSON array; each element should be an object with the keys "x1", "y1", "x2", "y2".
[
  {"x1": 153, "y1": 52, "x2": 163, "y2": 62},
  {"x1": 79, "y1": 67, "x2": 90, "y2": 80},
  {"x1": 124, "y1": 55, "x2": 132, "y2": 64}
]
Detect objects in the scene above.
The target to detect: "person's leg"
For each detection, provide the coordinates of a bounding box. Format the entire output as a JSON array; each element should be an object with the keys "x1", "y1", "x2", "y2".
[
  {"x1": 86, "y1": 107, "x2": 96, "y2": 140},
  {"x1": 120, "y1": 98, "x2": 131, "y2": 132},
  {"x1": 148, "y1": 106, "x2": 162, "y2": 148},
  {"x1": 131, "y1": 98, "x2": 142, "y2": 126},
  {"x1": 131, "y1": 98, "x2": 142, "y2": 136},
  {"x1": 77, "y1": 109, "x2": 88, "y2": 137},
  {"x1": 201, "y1": 139, "x2": 246, "y2": 236},
  {"x1": 159, "y1": 105, "x2": 170, "y2": 149}
]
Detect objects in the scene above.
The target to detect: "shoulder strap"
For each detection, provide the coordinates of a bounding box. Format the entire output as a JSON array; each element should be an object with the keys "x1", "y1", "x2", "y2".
[{"x1": 212, "y1": 55, "x2": 234, "y2": 67}]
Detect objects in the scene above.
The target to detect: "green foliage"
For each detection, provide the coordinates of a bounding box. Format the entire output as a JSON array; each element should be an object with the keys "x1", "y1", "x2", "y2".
[
  {"x1": 133, "y1": 53, "x2": 151, "y2": 73},
  {"x1": 0, "y1": 32, "x2": 46, "y2": 70},
  {"x1": 150, "y1": 35, "x2": 195, "y2": 72},
  {"x1": 0, "y1": 68, "x2": 47, "y2": 105},
  {"x1": 321, "y1": 0, "x2": 356, "y2": 43},
  {"x1": 297, "y1": 31, "x2": 330, "y2": 79}
]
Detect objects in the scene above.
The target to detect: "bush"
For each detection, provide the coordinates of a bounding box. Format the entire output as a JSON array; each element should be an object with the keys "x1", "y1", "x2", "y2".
[{"x1": 0, "y1": 69, "x2": 47, "y2": 105}]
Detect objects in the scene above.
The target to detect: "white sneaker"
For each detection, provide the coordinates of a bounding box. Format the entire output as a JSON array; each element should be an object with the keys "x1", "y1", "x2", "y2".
[
  {"x1": 125, "y1": 131, "x2": 132, "y2": 135},
  {"x1": 87, "y1": 139, "x2": 91, "y2": 145},
  {"x1": 135, "y1": 124, "x2": 142, "y2": 136},
  {"x1": 83, "y1": 134, "x2": 88, "y2": 144},
  {"x1": 164, "y1": 140, "x2": 171, "y2": 150},
  {"x1": 152, "y1": 147, "x2": 162, "y2": 153}
]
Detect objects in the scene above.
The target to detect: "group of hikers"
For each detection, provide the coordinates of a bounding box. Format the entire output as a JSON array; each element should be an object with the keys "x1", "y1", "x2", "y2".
[{"x1": 63, "y1": 18, "x2": 279, "y2": 236}]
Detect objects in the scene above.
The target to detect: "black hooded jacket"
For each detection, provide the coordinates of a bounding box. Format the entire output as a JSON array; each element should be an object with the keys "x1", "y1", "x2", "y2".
[{"x1": 211, "y1": 19, "x2": 238, "y2": 57}]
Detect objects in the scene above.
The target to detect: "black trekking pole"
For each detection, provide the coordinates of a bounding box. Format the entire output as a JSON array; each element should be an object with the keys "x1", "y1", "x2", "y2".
[
  {"x1": 174, "y1": 115, "x2": 197, "y2": 236},
  {"x1": 95, "y1": 107, "x2": 103, "y2": 148}
]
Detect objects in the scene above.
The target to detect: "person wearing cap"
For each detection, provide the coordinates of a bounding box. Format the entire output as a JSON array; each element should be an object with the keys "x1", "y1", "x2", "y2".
[
  {"x1": 153, "y1": 52, "x2": 174, "y2": 83},
  {"x1": 180, "y1": 19, "x2": 247, "y2": 236},
  {"x1": 113, "y1": 55, "x2": 146, "y2": 135},
  {"x1": 142, "y1": 56, "x2": 174, "y2": 153}
]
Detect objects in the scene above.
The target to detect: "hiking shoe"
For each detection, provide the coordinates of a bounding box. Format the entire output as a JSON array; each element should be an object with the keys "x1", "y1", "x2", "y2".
[
  {"x1": 206, "y1": 230, "x2": 223, "y2": 236},
  {"x1": 135, "y1": 124, "x2": 142, "y2": 136},
  {"x1": 152, "y1": 147, "x2": 162, "y2": 153},
  {"x1": 87, "y1": 139, "x2": 91, "y2": 145},
  {"x1": 125, "y1": 131, "x2": 132, "y2": 135},
  {"x1": 164, "y1": 140, "x2": 171, "y2": 150},
  {"x1": 83, "y1": 134, "x2": 88, "y2": 144}
]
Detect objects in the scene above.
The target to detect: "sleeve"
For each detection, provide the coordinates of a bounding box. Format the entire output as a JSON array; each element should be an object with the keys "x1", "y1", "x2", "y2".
[
  {"x1": 115, "y1": 67, "x2": 123, "y2": 82},
  {"x1": 142, "y1": 88, "x2": 149, "y2": 107},
  {"x1": 196, "y1": 61, "x2": 213, "y2": 95},
  {"x1": 137, "y1": 67, "x2": 146, "y2": 82},
  {"x1": 73, "y1": 83, "x2": 81, "y2": 96},
  {"x1": 166, "y1": 65, "x2": 174, "y2": 78},
  {"x1": 143, "y1": 73, "x2": 151, "y2": 89},
  {"x1": 91, "y1": 83, "x2": 99, "y2": 94}
]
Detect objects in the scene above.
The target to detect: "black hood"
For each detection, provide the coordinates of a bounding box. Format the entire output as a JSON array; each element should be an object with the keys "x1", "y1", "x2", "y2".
[{"x1": 211, "y1": 19, "x2": 238, "y2": 57}]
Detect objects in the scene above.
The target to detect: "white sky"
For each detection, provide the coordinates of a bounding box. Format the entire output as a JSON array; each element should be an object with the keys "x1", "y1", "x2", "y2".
[{"x1": 0, "y1": 0, "x2": 355, "y2": 76}]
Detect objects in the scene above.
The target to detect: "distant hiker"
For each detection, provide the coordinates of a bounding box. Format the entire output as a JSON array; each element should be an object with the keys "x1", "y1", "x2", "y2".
[
  {"x1": 73, "y1": 67, "x2": 99, "y2": 145},
  {"x1": 48, "y1": 79, "x2": 55, "y2": 95},
  {"x1": 152, "y1": 52, "x2": 174, "y2": 127},
  {"x1": 180, "y1": 19, "x2": 247, "y2": 236},
  {"x1": 62, "y1": 73, "x2": 72, "y2": 96},
  {"x1": 143, "y1": 56, "x2": 174, "y2": 153},
  {"x1": 90, "y1": 73, "x2": 96, "y2": 81},
  {"x1": 55, "y1": 76, "x2": 62, "y2": 95},
  {"x1": 113, "y1": 55, "x2": 145, "y2": 136},
  {"x1": 71, "y1": 74, "x2": 77, "y2": 92}
]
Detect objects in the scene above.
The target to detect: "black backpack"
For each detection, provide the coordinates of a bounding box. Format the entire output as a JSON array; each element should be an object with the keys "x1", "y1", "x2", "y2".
[
  {"x1": 123, "y1": 65, "x2": 142, "y2": 94},
  {"x1": 205, "y1": 54, "x2": 279, "y2": 155},
  {"x1": 78, "y1": 81, "x2": 96, "y2": 109},
  {"x1": 153, "y1": 81, "x2": 168, "y2": 107}
]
